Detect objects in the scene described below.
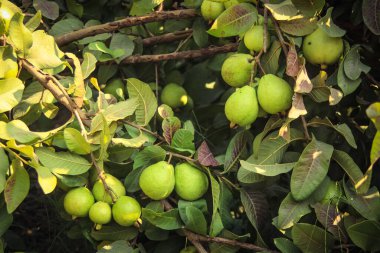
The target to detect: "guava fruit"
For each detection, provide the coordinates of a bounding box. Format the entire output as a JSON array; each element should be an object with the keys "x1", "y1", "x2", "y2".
[
  {"x1": 0, "y1": 1, "x2": 21, "y2": 34},
  {"x1": 225, "y1": 85, "x2": 259, "y2": 127},
  {"x1": 302, "y1": 28, "x2": 343, "y2": 66},
  {"x1": 175, "y1": 163, "x2": 209, "y2": 201},
  {"x1": 89, "y1": 201, "x2": 112, "y2": 225},
  {"x1": 224, "y1": 0, "x2": 239, "y2": 9},
  {"x1": 160, "y1": 83, "x2": 188, "y2": 109},
  {"x1": 92, "y1": 173, "x2": 126, "y2": 204},
  {"x1": 180, "y1": 246, "x2": 197, "y2": 253},
  {"x1": 221, "y1": 54, "x2": 255, "y2": 87},
  {"x1": 112, "y1": 196, "x2": 141, "y2": 227},
  {"x1": 244, "y1": 25, "x2": 266, "y2": 52},
  {"x1": 64, "y1": 187, "x2": 95, "y2": 218},
  {"x1": 103, "y1": 78, "x2": 125, "y2": 98},
  {"x1": 139, "y1": 161, "x2": 175, "y2": 200},
  {"x1": 257, "y1": 74, "x2": 293, "y2": 114},
  {"x1": 201, "y1": 0, "x2": 225, "y2": 21}
]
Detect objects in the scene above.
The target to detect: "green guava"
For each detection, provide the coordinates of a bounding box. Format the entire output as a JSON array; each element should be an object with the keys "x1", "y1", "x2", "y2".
[
  {"x1": 160, "y1": 83, "x2": 188, "y2": 108},
  {"x1": 103, "y1": 78, "x2": 125, "y2": 98},
  {"x1": 92, "y1": 173, "x2": 126, "y2": 204},
  {"x1": 224, "y1": 0, "x2": 239, "y2": 9},
  {"x1": 201, "y1": 0, "x2": 225, "y2": 21},
  {"x1": 244, "y1": 25, "x2": 266, "y2": 52},
  {"x1": 89, "y1": 201, "x2": 112, "y2": 225},
  {"x1": 257, "y1": 74, "x2": 293, "y2": 114},
  {"x1": 64, "y1": 187, "x2": 95, "y2": 218},
  {"x1": 175, "y1": 163, "x2": 209, "y2": 201},
  {"x1": 221, "y1": 54, "x2": 255, "y2": 87},
  {"x1": 112, "y1": 196, "x2": 141, "y2": 227}
]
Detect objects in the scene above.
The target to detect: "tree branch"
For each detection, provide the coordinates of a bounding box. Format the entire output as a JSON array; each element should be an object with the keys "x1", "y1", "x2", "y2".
[
  {"x1": 142, "y1": 29, "x2": 193, "y2": 47},
  {"x1": 56, "y1": 9, "x2": 197, "y2": 46},
  {"x1": 119, "y1": 43, "x2": 238, "y2": 64}
]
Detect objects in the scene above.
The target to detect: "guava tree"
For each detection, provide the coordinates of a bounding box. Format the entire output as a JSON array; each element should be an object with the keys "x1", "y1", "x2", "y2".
[{"x1": 0, "y1": 0, "x2": 379, "y2": 252}]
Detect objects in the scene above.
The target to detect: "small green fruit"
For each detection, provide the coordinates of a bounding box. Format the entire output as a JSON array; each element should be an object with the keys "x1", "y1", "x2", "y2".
[
  {"x1": 64, "y1": 187, "x2": 95, "y2": 217},
  {"x1": 244, "y1": 25, "x2": 266, "y2": 52},
  {"x1": 224, "y1": 0, "x2": 239, "y2": 9},
  {"x1": 225, "y1": 86, "x2": 259, "y2": 127},
  {"x1": 139, "y1": 161, "x2": 175, "y2": 200},
  {"x1": 92, "y1": 173, "x2": 126, "y2": 204},
  {"x1": 302, "y1": 28, "x2": 343, "y2": 66},
  {"x1": 257, "y1": 74, "x2": 293, "y2": 114},
  {"x1": 175, "y1": 163, "x2": 209, "y2": 201},
  {"x1": 201, "y1": 0, "x2": 225, "y2": 21},
  {"x1": 221, "y1": 54, "x2": 255, "y2": 87},
  {"x1": 180, "y1": 246, "x2": 197, "y2": 253},
  {"x1": 103, "y1": 78, "x2": 125, "y2": 98},
  {"x1": 160, "y1": 83, "x2": 188, "y2": 109},
  {"x1": 112, "y1": 196, "x2": 141, "y2": 227},
  {"x1": 89, "y1": 201, "x2": 112, "y2": 225}
]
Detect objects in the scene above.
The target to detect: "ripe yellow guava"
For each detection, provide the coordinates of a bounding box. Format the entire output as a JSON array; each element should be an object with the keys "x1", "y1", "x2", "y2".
[
  {"x1": 64, "y1": 187, "x2": 95, "y2": 218},
  {"x1": 160, "y1": 83, "x2": 188, "y2": 109},
  {"x1": 244, "y1": 25, "x2": 266, "y2": 52},
  {"x1": 201, "y1": 0, "x2": 225, "y2": 21},
  {"x1": 257, "y1": 74, "x2": 293, "y2": 114},
  {"x1": 112, "y1": 196, "x2": 141, "y2": 227},
  {"x1": 92, "y1": 173, "x2": 126, "y2": 204},
  {"x1": 89, "y1": 201, "x2": 112, "y2": 225},
  {"x1": 139, "y1": 161, "x2": 175, "y2": 200},
  {"x1": 175, "y1": 163, "x2": 209, "y2": 201},
  {"x1": 302, "y1": 28, "x2": 343, "y2": 66},
  {"x1": 221, "y1": 54, "x2": 255, "y2": 87},
  {"x1": 225, "y1": 85, "x2": 259, "y2": 126}
]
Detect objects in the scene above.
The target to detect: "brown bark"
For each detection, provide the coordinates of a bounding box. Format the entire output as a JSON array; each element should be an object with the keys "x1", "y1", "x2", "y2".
[{"x1": 142, "y1": 29, "x2": 193, "y2": 47}]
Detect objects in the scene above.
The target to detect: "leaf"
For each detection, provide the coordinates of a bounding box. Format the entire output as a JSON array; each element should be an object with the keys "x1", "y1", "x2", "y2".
[
  {"x1": 317, "y1": 7, "x2": 346, "y2": 37},
  {"x1": 290, "y1": 138, "x2": 333, "y2": 201},
  {"x1": 207, "y1": 169, "x2": 223, "y2": 236},
  {"x1": 265, "y1": 0, "x2": 299, "y2": 20},
  {"x1": 4, "y1": 160, "x2": 30, "y2": 213},
  {"x1": 126, "y1": 78, "x2": 158, "y2": 126},
  {"x1": 332, "y1": 150, "x2": 367, "y2": 194},
  {"x1": 240, "y1": 189, "x2": 268, "y2": 231},
  {"x1": 337, "y1": 61, "x2": 361, "y2": 96},
  {"x1": 292, "y1": 223, "x2": 334, "y2": 253},
  {"x1": 35, "y1": 147, "x2": 92, "y2": 175},
  {"x1": 329, "y1": 87, "x2": 343, "y2": 105},
  {"x1": 49, "y1": 17, "x2": 84, "y2": 37},
  {"x1": 240, "y1": 161, "x2": 296, "y2": 177},
  {"x1": 295, "y1": 66, "x2": 313, "y2": 93},
  {"x1": 286, "y1": 44, "x2": 300, "y2": 77},
  {"x1": 366, "y1": 102, "x2": 380, "y2": 130},
  {"x1": 193, "y1": 18, "x2": 209, "y2": 47},
  {"x1": 362, "y1": 0, "x2": 380, "y2": 35},
  {"x1": 307, "y1": 117, "x2": 357, "y2": 149},
  {"x1": 261, "y1": 40, "x2": 282, "y2": 75},
  {"x1": 207, "y1": 3, "x2": 258, "y2": 37},
  {"x1": 279, "y1": 16, "x2": 318, "y2": 36},
  {"x1": 142, "y1": 208, "x2": 183, "y2": 230},
  {"x1": 291, "y1": 0, "x2": 325, "y2": 17},
  {"x1": 0, "y1": 148, "x2": 9, "y2": 194},
  {"x1": 313, "y1": 203, "x2": 347, "y2": 241},
  {"x1": 0, "y1": 45, "x2": 17, "y2": 80},
  {"x1": 224, "y1": 130, "x2": 252, "y2": 173},
  {"x1": 196, "y1": 141, "x2": 219, "y2": 167},
  {"x1": 65, "y1": 52, "x2": 85, "y2": 108},
  {"x1": 130, "y1": 0, "x2": 163, "y2": 16},
  {"x1": 274, "y1": 238, "x2": 301, "y2": 253},
  {"x1": 33, "y1": 164, "x2": 57, "y2": 194},
  {"x1": 91, "y1": 225, "x2": 138, "y2": 241},
  {"x1": 5, "y1": 120, "x2": 40, "y2": 143},
  {"x1": 133, "y1": 146, "x2": 166, "y2": 170},
  {"x1": 66, "y1": 0, "x2": 83, "y2": 17},
  {"x1": 0, "y1": 78, "x2": 24, "y2": 114},
  {"x1": 157, "y1": 104, "x2": 174, "y2": 120},
  {"x1": 81, "y1": 52, "x2": 97, "y2": 79},
  {"x1": 64, "y1": 128, "x2": 91, "y2": 155},
  {"x1": 343, "y1": 45, "x2": 371, "y2": 81},
  {"x1": 109, "y1": 33, "x2": 135, "y2": 63},
  {"x1": 370, "y1": 131, "x2": 380, "y2": 164},
  {"x1": 162, "y1": 116, "x2": 181, "y2": 144},
  {"x1": 277, "y1": 193, "x2": 311, "y2": 230},
  {"x1": 33, "y1": 0, "x2": 59, "y2": 20},
  {"x1": 8, "y1": 13, "x2": 33, "y2": 57},
  {"x1": 179, "y1": 206, "x2": 207, "y2": 235},
  {"x1": 288, "y1": 93, "x2": 307, "y2": 119},
  {"x1": 0, "y1": 206, "x2": 13, "y2": 237},
  {"x1": 97, "y1": 240, "x2": 135, "y2": 253},
  {"x1": 112, "y1": 132, "x2": 149, "y2": 148},
  {"x1": 171, "y1": 129, "x2": 195, "y2": 154},
  {"x1": 347, "y1": 220, "x2": 380, "y2": 251},
  {"x1": 27, "y1": 30, "x2": 64, "y2": 69}
]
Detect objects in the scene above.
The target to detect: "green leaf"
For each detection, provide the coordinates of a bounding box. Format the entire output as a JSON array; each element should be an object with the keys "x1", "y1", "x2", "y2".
[
  {"x1": 370, "y1": 131, "x2": 380, "y2": 164},
  {"x1": 5, "y1": 120, "x2": 40, "y2": 143},
  {"x1": 171, "y1": 129, "x2": 195, "y2": 154},
  {"x1": 130, "y1": 0, "x2": 163, "y2": 16},
  {"x1": 8, "y1": 13, "x2": 33, "y2": 57},
  {"x1": 142, "y1": 208, "x2": 183, "y2": 230},
  {"x1": 277, "y1": 193, "x2": 311, "y2": 230},
  {"x1": 91, "y1": 225, "x2": 138, "y2": 241},
  {"x1": 49, "y1": 17, "x2": 84, "y2": 37},
  {"x1": 0, "y1": 78, "x2": 24, "y2": 113},
  {"x1": 65, "y1": 52, "x2": 85, "y2": 107},
  {"x1": 35, "y1": 147, "x2": 92, "y2": 175},
  {"x1": 224, "y1": 130, "x2": 252, "y2": 173},
  {"x1": 240, "y1": 161, "x2": 296, "y2": 177},
  {"x1": 112, "y1": 132, "x2": 149, "y2": 148},
  {"x1": 162, "y1": 116, "x2": 181, "y2": 144},
  {"x1": 179, "y1": 206, "x2": 207, "y2": 235},
  {"x1": 317, "y1": 7, "x2": 346, "y2": 37},
  {"x1": 32, "y1": 164, "x2": 57, "y2": 194},
  {"x1": 362, "y1": 0, "x2": 380, "y2": 35},
  {"x1": 98, "y1": 240, "x2": 137, "y2": 253},
  {"x1": 4, "y1": 160, "x2": 30, "y2": 213},
  {"x1": 291, "y1": 138, "x2": 333, "y2": 201},
  {"x1": 27, "y1": 30, "x2": 64, "y2": 69},
  {"x1": 261, "y1": 40, "x2": 282, "y2": 75},
  {"x1": 0, "y1": 45, "x2": 18, "y2": 79},
  {"x1": 126, "y1": 78, "x2": 158, "y2": 126},
  {"x1": 279, "y1": 17, "x2": 318, "y2": 36},
  {"x1": 25, "y1": 10, "x2": 42, "y2": 31},
  {"x1": 109, "y1": 33, "x2": 134, "y2": 63},
  {"x1": 240, "y1": 189, "x2": 268, "y2": 232},
  {"x1": 0, "y1": 148, "x2": 8, "y2": 194},
  {"x1": 133, "y1": 146, "x2": 166, "y2": 170},
  {"x1": 193, "y1": 18, "x2": 209, "y2": 47},
  {"x1": 265, "y1": 0, "x2": 299, "y2": 20},
  {"x1": 81, "y1": 52, "x2": 97, "y2": 79},
  {"x1": 347, "y1": 220, "x2": 380, "y2": 252},
  {"x1": 366, "y1": 102, "x2": 380, "y2": 130},
  {"x1": 337, "y1": 60, "x2": 361, "y2": 96},
  {"x1": 313, "y1": 203, "x2": 347, "y2": 241},
  {"x1": 343, "y1": 45, "x2": 371, "y2": 80},
  {"x1": 207, "y1": 3, "x2": 258, "y2": 37},
  {"x1": 65, "y1": 0, "x2": 83, "y2": 17},
  {"x1": 64, "y1": 128, "x2": 91, "y2": 155},
  {"x1": 0, "y1": 206, "x2": 13, "y2": 237},
  {"x1": 33, "y1": 0, "x2": 59, "y2": 20},
  {"x1": 291, "y1": 0, "x2": 325, "y2": 17},
  {"x1": 274, "y1": 237, "x2": 301, "y2": 253},
  {"x1": 292, "y1": 223, "x2": 334, "y2": 253}
]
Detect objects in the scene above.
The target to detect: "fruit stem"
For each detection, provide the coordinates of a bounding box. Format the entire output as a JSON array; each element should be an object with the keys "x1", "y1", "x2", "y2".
[{"x1": 95, "y1": 224, "x2": 102, "y2": 230}]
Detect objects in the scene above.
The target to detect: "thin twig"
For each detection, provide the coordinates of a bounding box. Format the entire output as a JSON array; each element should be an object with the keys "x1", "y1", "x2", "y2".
[
  {"x1": 124, "y1": 120, "x2": 166, "y2": 142},
  {"x1": 270, "y1": 16, "x2": 288, "y2": 56},
  {"x1": 55, "y1": 9, "x2": 197, "y2": 46},
  {"x1": 142, "y1": 29, "x2": 193, "y2": 47},
  {"x1": 301, "y1": 114, "x2": 311, "y2": 140}
]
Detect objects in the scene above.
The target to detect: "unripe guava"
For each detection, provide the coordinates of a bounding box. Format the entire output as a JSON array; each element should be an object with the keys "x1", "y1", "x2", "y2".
[
  {"x1": 92, "y1": 173, "x2": 126, "y2": 204},
  {"x1": 139, "y1": 161, "x2": 175, "y2": 200},
  {"x1": 302, "y1": 28, "x2": 343, "y2": 66},
  {"x1": 160, "y1": 83, "x2": 188, "y2": 109},
  {"x1": 175, "y1": 163, "x2": 209, "y2": 201},
  {"x1": 201, "y1": 0, "x2": 225, "y2": 21},
  {"x1": 89, "y1": 201, "x2": 112, "y2": 225},
  {"x1": 64, "y1": 187, "x2": 95, "y2": 218},
  {"x1": 224, "y1": 0, "x2": 239, "y2": 9},
  {"x1": 257, "y1": 74, "x2": 293, "y2": 114},
  {"x1": 103, "y1": 78, "x2": 125, "y2": 98},
  {"x1": 221, "y1": 54, "x2": 255, "y2": 87},
  {"x1": 225, "y1": 85, "x2": 259, "y2": 127},
  {"x1": 112, "y1": 196, "x2": 141, "y2": 227},
  {"x1": 244, "y1": 25, "x2": 266, "y2": 52}
]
